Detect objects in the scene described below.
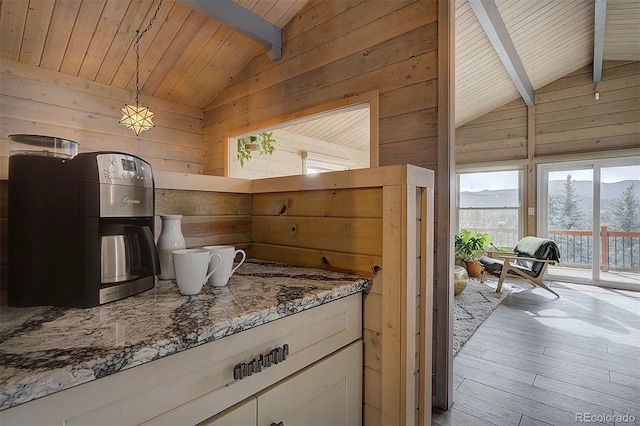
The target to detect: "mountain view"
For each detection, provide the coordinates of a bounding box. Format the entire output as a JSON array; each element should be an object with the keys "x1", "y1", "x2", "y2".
[
  {"x1": 460, "y1": 180, "x2": 639, "y2": 209},
  {"x1": 459, "y1": 179, "x2": 639, "y2": 236}
]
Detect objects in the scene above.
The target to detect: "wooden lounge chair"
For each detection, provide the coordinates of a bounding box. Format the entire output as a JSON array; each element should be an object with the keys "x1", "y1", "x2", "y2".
[{"x1": 479, "y1": 236, "x2": 561, "y2": 297}]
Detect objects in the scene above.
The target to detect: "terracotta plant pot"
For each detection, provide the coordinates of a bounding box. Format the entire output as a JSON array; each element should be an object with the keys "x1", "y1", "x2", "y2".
[{"x1": 464, "y1": 260, "x2": 484, "y2": 277}]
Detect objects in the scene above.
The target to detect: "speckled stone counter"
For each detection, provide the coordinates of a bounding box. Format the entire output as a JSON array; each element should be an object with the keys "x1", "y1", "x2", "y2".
[{"x1": 0, "y1": 260, "x2": 372, "y2": 411}]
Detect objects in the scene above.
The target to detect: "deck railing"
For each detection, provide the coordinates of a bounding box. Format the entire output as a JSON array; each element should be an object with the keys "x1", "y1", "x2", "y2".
[{"x1": 472, "y1": 225, "x2": 640, "y2": 272}]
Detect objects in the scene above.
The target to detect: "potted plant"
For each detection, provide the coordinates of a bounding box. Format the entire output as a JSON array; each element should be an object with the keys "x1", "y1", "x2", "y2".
[
  {"x1": 237, "y1": 132, "x2": 276, "y2": 167},
  {"x1": 454, "y1": 229, "x2": 492, "y2": 277}
]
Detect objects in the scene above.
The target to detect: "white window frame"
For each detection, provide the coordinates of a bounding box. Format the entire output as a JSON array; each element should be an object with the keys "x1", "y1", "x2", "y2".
[{"x1": 455, "y1": 167, "x2": 525, "y2": 249}]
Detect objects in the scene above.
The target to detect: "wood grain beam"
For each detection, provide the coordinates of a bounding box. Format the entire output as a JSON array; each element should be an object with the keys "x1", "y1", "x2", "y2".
[
  {"x1": 526, "y1": 106, "x2": 536, "y2": 236},
  {"x1": 469, "y1": 0, "x2": 535, "y2": 106},
  {"x1": 593, "y1": 0, "x2": 607, "y2": 84},
  {"x1": 178, "y1": 0, "x2": 282, "y2": 61}
]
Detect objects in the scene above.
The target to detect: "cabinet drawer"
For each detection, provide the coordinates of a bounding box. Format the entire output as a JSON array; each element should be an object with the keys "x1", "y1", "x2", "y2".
[{"x1": 0, "y1": 294, "x2": 362, "y2": 425}]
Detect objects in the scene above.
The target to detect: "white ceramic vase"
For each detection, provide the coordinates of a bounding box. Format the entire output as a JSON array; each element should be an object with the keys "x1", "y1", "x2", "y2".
[{"x1": 157, "y1": 215, "x2": 186, "y2": 280}]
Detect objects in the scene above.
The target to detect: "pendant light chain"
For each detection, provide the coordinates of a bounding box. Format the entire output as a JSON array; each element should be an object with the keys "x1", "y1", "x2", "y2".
[
  {"x1": 134, "y1": 0, "x2": 164, "y2": 105},
  {"x1": 120, "y1": 0, "x2": 163, "y2": 136}
]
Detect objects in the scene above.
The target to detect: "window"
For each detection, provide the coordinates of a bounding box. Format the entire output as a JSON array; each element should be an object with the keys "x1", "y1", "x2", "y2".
[
  {"x1": 456, "y1": 170, "x2": 523, "y2": 249},
  {"x1": 303, "y1": 152, "x2": 354, "y2": 174},
  {"x1": 226, "y1": 92, "x2": 379, "y2": 179}
]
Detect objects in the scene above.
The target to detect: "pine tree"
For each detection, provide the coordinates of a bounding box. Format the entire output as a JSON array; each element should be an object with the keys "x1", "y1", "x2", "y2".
[
  {"x1": 608, "y1": 182, "x2": 639, "y2": 231},
  {"x1": 559, "y1": 173, "x2": 584, "y2": 230},
  {"x1": 547, "y1": 194, "x2": 562, "y2": 229}
]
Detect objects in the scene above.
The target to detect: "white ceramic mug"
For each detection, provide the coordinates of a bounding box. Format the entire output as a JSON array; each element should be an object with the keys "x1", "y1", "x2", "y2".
[
  {"x1": 172, "y1": 249, "x2": 221, "y2": 295},
  {"x1": 203, "y1": 246, "x2": 247, "y2": 287}
]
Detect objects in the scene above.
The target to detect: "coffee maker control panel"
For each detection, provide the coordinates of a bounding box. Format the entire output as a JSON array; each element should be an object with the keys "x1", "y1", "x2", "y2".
[{"x1": 97, "y1": 153, "x2": 153, "y2": 188}]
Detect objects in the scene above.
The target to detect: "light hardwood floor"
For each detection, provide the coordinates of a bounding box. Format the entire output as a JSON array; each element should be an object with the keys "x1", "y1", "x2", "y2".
[{"x1": 432, "y1": 280, "x2": 640, "y2": 426}]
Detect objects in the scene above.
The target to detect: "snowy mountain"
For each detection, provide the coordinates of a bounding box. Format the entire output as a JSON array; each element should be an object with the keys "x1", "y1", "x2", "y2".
[{"x1": 460, "y1": 180, "x2": 639, "y2": 214}]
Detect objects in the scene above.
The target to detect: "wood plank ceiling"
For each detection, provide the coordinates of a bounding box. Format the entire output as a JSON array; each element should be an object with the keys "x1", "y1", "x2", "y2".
[
  {"x1": 1, "y1": 0, "x2": 638, "y2": 146},
  {"x1": 279, "y1": 104, "x2": 370, "y2": 151},
  {"x1": 0, "y1": 0, "x2": 309, "y2": 111},
  {"x1": 455, "y1": 0, "x2": 640, "y2": 127}
]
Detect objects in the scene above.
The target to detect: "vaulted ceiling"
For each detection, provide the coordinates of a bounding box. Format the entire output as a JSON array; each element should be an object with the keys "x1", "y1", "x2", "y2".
[
  {"x1": 455, "y1": 0, "x2": 640, "y2": 127},
  {"x1": 1, "y1": 0, "x2": 638, "y2": 141}
]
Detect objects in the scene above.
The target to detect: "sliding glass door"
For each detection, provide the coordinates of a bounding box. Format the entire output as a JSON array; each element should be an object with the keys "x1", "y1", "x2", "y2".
[
  {"x1": 539, "y1": 164, "x2": 594, "y2": 284},
  {"x1": 599, "y1": 163, "x2": 640, "y2": 288},
  {"x1": 539, "y1": 158, "x2": 640, "y2": 290}
]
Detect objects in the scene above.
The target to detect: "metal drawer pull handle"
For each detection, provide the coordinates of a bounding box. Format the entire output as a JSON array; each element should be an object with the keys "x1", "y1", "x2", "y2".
[
  {"x1": 233, "y1": 344, "x2": 289, "y2": 380},
  {"x1": 270, "y1": 422, "x2": 284, "y2": 426}
]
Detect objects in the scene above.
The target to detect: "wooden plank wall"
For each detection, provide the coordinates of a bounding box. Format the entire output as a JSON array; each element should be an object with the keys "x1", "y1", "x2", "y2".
[
  {"x1": 202, "y1": 0, "x2": 439, "y2": 176},
  {"x1": 456, "y1": 61, "x2": 640, "y2": 164},
  {"x1": 154, "y1": 189, "x2": 253, "y2": 254},
  {"x1": 0, "y1": 59, "x2": 204, "y2": 179},
  {"x1": 251, "y1": 188, "x2": 382, "y2": 275},
  {"x1": 535, "y1": 61, "x2": 639, "y2": 156}
]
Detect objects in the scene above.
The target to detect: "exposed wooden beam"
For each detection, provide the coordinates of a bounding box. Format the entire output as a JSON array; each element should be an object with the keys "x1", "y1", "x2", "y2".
[
  {"x1": 469, "y1": 0, "x2": 535, "y2": 106},
  {"x1": 593, "y1": 0, "x2": 607, "y2": 84},
  {"x1": 527, "y1": 106, "x2": 536, "y2": 236},
  {"x1": 178, "y1": 0, "x2": 282, "y2": 61}
]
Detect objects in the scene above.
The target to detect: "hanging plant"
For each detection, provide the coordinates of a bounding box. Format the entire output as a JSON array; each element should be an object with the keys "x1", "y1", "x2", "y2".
[{"x1": 237, "y1": 132, "x2": 276, "y2": 167}]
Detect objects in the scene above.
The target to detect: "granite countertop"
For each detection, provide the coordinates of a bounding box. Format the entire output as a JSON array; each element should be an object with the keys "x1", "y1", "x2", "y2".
[{"x1": 0, "y1": 260, "x2": 372, "y2": 411}]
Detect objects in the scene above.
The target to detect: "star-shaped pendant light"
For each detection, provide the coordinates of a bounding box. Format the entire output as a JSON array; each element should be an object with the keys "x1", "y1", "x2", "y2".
[
  {"x1": 120, "y1": 0, "x2": 163, "y2": 136},
  {"x1": 120, "y1": 103, "x2": 155, "y2": 136}
]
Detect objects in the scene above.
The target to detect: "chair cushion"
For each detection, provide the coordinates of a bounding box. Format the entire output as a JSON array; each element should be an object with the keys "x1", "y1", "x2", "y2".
[
  {"x1": 509, "y1": 261, "x2": 536, "y2": 277},
  {"x1": 479, "y1": 256, "x2": 502, "y2": 273},
  {"x1": 479, "y1": 255, "x2": 537, "y2": 278}
]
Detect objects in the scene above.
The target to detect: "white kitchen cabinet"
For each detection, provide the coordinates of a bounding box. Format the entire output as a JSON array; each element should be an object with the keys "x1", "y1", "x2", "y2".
[
  {"x1": 202, "y1": 341, "x2": 361, "y2": 426},
  {"x1": 257, "y1": 341, "x2": 361, "y2": 426},
  {"x1": 200, "y1": 397, "x2": 257, "y2": 426},
  {"x1": 1, "y1": 294, "x2": 362, "y2": 425}
]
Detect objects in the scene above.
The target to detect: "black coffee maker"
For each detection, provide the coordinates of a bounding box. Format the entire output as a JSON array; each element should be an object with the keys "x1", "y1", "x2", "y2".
[{"x1": 8, "y1": 135, "x2": 160, "y2": 308}]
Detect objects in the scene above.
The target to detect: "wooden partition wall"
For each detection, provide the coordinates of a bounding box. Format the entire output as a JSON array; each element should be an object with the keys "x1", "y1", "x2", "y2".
[
  {"x1": 154, "y1": 165, "x2": 435, "y2": 424},
  {"x1": 250, "y1": 165, "x2": 434, "y2": 425}
]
